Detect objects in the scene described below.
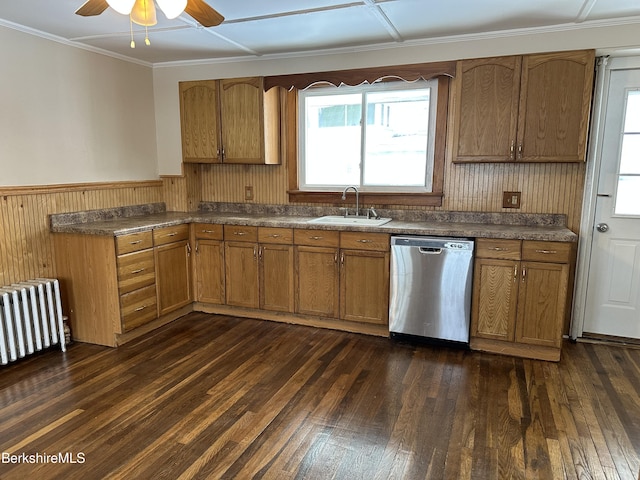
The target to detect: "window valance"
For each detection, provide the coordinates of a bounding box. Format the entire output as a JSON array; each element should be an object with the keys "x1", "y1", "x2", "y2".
[{"x1": 263, "y1": 60, "x2": 456, "y2": 91}]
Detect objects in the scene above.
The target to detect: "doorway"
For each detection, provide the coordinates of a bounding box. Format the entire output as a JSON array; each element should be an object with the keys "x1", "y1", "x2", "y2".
[{"x1": 574, "y1": 56, "x2": 640, "y2": 340}]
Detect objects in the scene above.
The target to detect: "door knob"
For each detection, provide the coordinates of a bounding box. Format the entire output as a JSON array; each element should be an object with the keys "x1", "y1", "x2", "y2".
[{"x1": 596, "y1": 223, "x2": 609, "y2": 233}]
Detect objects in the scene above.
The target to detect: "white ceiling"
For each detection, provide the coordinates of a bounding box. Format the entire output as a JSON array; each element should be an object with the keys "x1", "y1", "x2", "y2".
[{"x1": 1, "y1": 0, "x2": 640, "y2": 65}]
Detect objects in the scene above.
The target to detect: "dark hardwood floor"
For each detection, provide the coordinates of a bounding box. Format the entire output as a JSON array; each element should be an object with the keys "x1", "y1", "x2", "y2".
[{"x1": 1, "y1": 313, "x2": 639, "y2": 479}]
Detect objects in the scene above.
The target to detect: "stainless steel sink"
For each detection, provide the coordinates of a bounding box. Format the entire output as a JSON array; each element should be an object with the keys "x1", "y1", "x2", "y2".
[{"x1": 307, "y1": 215, "x2": 392, "y2": 226}]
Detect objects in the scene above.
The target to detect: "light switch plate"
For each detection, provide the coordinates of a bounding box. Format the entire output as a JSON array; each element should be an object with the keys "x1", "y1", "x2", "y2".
[{"x1": 245, "y1": 185, "x2": 254, "y2": 201}]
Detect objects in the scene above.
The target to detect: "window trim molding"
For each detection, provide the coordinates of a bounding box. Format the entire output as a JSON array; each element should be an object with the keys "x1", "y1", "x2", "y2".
[{"x1": 286, "y1": 76, "x2": 450, "y2": 207}]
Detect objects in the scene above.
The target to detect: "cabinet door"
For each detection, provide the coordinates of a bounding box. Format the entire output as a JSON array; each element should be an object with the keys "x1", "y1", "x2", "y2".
[
  {"x1": 194, "y1": 239, "x2": 225, "y2": 304},
  {"x1": 515, "y1": 261, "x2": 569, "y2": 348},
  {"x1": 179, "y1": 80, "x2": 221, "y2": 163},
  {"x1": 155, "y1": 240, "x2": 192, "y2": 316},
  {"x1": 219, "y1": 77, "x2": 264, "y2": 164},
  {"x1": 517, "y1": 50, "x2": 595, "y2": 162},
  {"x1": 259, "y1": 244, "x2": 294, "y2": 312},
  {"x1": 225, "y1": 241, "x2": 259, "y2": 308},
  {"x1": 340, "y1": 249, "x2": 389, "y2": 325},
  {"x1": 295, "y1": 246, "x2": 339, "y2": 318},
  {"x1": 471, "y1": 258, "x2": 519, "y2": 341},
  {"x1": 453, "y1": 56, "x2": 521, "y2": 163}
]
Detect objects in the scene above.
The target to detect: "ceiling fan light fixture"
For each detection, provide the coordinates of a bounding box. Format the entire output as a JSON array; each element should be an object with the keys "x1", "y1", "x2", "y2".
[
  {"x1": 106, "y1": 0, "x2": 136, "y2": 15},
  {"x1": 130, "y1": 0, "x2": 158, "y2": 26},
  {"x1": 156, "y1": 0, "x2": 188, "y2": 19}
]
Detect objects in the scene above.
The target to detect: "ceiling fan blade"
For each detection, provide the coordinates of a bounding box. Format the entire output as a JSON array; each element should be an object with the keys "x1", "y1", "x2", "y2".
[
  {"x1": 75, "y1": 0, "x2": 110, "y2": 16},
  {"x1": 184, "y1": 0, "x2": 224, "y2": 27}
]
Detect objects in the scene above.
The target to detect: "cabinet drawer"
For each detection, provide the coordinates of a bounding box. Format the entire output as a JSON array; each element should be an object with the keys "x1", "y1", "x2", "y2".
[
  {"x1": 522, "y1": 241, "x2": 572, "y2": 263},
  {"x1": 224, "y1": 225, "x2": 258, "y2": 242},
  {"x1": 294, "y1": 229, "x2": 340, "y2": 247},
  {"x1": 153, "y1": 224, "x2": 189, "y2": 246},
  {"x1": 476, "y1": 238, "x2": 522, "y2": 260},
  {"x1": 116, "y1": 231, "x2": 153, "y2": 255},
  {"x1": 258, "y1": 227, "x2": 293, "y2": 244},
  {"x1": 120, "y1": 284, "x2": 157, "y2": 332},
  {"x1": 193, "y1": 223, "x2": 223, "y2": 240},
  {"x1": 117, "y1": 249, "x2": 156, "y2": 295},
  {"x1": 340, "y1": 232, "x2": 390, "y2": 251}
]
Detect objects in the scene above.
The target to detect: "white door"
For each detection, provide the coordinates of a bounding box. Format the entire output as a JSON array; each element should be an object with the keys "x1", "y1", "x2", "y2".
[{"x1": 583, "y1": 68, "x2": 640, "y2": 339}]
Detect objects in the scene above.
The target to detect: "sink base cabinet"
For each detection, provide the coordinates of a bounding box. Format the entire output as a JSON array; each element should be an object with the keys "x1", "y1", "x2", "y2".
[{"x1": 295, "y1": 245, "x2": 340, "y2": 318}]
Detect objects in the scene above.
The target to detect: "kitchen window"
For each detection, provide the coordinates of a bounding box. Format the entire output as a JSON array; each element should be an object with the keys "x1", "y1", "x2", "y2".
[
  {"x1": 298, "y1": 80, "x2": 438, "y2": 193},
  {"x1": 265, "y1": 62, "x2": 455, "y2": 206}
]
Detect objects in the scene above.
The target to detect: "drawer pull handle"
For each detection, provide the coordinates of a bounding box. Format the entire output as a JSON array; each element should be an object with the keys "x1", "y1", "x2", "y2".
[
  {"x1": 490, "y1": 247, "x2": 509, "y2": 251},
  {"x1": 234, "y1": 232, "x2": 247, "y2": 236},
  {"x1": 135, "y1": 305, "x2": 146, "y2": 312},
  {"x1": 202, "y1": 230, "x2": 215, "y2": 234},
  {"x1": 311, "y1": 236, "x2": 323, "y2": 240},
  {"x1": 535, "y1": 249, "x2": 557, "y2": 254},
  {"x1": 357, "y1": 239, "x2": 373, "y2": 243},
  {"x1": 130, "y1": 240, "x2": 142, "y2": 245},
  {"x1": 269, "y1": 234, "x2": 281, "y2": 238},
  {"x1": 167, "y1": 232, "x2": 178, "y2": 237},
  {"x1": 131, "y1": 268, "x2": 145, "y2": 274}
]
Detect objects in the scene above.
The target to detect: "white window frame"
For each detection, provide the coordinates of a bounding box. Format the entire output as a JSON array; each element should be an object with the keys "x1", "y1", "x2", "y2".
[{"x1": 297, "y1": 79, "x2": 439, "y2": 193}]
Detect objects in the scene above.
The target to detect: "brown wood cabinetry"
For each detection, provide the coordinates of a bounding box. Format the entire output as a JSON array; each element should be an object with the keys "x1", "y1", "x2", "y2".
[
  {"x1": 294, "y1": 230, "x2": 340, "y2": 318},
  {"x1": 53, "y1": 226, "x2": 192, "y2": 347},
  {"x1": 192, "y1": 223, "x2": 225, "y2": 305},
  {"x1": 453, "y1": 50, "x2": 595, "y2": 163},
  {"x1": 293, "y1": 229, "x2": 390, "y2": 326},
  {"x1": 179, "y1": 77, "x2": 281, "y2": 165},
  {"x1": 258, "y1": 227, "x2": 294, "y2": 312},
  {"x1": 224, "y1": 225, "x2": 260, "y2": 308},
  {"x1": 339, "y1": 232, "x2": 390, "y2": 325},
  {"x1": 471, "y1": 238, "x2": 571, "y2": 361},
  {"x1": 154, "y1": 225, "x2": 192, "y2": 316}
]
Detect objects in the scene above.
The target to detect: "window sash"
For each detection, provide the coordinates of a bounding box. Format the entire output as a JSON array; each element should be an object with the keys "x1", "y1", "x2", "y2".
[{"x1": 298, "y1": 80, "x2": 438, "y2": 193}]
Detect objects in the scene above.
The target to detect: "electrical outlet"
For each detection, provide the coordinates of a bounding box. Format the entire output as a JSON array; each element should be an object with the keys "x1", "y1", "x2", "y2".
[
  {"x1": 245, "y1": 185, "x2": 254, "y2": 201},
  {"x1": 502, "y1": 191, "x2": 521, "y2": 209}
]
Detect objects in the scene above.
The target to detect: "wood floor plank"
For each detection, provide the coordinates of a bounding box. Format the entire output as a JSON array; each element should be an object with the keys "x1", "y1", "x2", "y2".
[{"x1": 0, "y1": 313, "x2": 639, "y2": 479}]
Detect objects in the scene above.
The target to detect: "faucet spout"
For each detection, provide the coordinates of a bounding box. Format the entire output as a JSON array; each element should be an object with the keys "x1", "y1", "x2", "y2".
[{"x1": 341, "y1": 185, "x2": 360, "y2": 217}]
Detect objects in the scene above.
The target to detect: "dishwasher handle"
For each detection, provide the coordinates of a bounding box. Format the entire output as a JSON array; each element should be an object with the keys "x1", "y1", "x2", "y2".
[{"x1": 419, "y1": 247, "x2": 443, "y2": 254}]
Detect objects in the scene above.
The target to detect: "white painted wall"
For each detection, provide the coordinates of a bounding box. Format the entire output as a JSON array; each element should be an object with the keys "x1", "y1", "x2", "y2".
[
  {"x1": 0, "y1": 26, "x2": 157, "y2": 186},
  {"x1": 153, "y1": 21, "x2": 640, "y2": 176}
]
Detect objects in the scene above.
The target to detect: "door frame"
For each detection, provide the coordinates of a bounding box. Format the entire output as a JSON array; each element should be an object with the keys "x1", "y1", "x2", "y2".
[{"x1": 571, "y1": 55, "x2": 640, "y2": 339}]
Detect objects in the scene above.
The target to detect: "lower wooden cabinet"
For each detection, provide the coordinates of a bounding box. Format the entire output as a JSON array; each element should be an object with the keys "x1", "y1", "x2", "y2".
[
  {"x1": 471, "y1": 238, "x2": 571, "y2": 361},
  {"x1": 293, "y1": 229, "x2": 390, "y2": 326},
  {"x1": 192, "y1": 224, "x2": 225, "y2": 305},
  {"x1": 339, "y1": 231, "x2": 390, "y2": 325},
  {"x1": 295, "y1": 245, "x2": 340, "y2": 317},
  {"x1": 225, "y1": 240, "x2": 260, "y2": 308},
  {"x1": 259, "y1": 243, "x2": 294, "y2": 312}
]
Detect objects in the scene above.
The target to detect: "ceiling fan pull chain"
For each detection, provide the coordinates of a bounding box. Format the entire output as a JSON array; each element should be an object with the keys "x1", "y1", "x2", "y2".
[{"x1": 129, "y1": 16, "x2": 136, "y2": 48}]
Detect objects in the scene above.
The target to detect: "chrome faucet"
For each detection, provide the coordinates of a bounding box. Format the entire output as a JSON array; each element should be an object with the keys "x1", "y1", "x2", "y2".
[{"x1": 341, "y1": 185, "x2": 360, "y2": 217}]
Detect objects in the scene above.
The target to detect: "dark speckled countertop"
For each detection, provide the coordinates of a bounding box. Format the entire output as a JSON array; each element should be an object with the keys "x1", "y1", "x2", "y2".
[{"x1": 50, "y1": 202, "x2": 578, "y2": 242}]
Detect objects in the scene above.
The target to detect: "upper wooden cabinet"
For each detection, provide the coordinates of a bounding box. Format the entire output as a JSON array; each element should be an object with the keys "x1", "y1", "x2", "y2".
[
  {"x1": 179, "y1": 77, "x2": 281, "y2": 165},
  {"x1": 452, "y1": 50, "x2": 595, "y2": 163}
]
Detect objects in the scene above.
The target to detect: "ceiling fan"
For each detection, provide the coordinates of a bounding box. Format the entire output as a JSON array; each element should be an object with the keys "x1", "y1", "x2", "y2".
[{"x1": 75, "y1": 0, "x2": 224, "y2": 27}]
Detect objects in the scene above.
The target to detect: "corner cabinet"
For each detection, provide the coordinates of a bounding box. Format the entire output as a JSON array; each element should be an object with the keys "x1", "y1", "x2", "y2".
[
  {"x1": 452, "y1": 50, "x2": 595, "y2": 163},
  {"x1": 192, "y1": 223, "x2": 225, "y2": 305},
  {"x1": 53, "y1": 225, "x2": 193, "y2": 347},
  {"x1": 471, "y1": 238, "x2": 573, "y2": 361},
  {"x1": 154, "y1": 225, "x2": 192, "y2": 316},
  {"x1": 179, "y1": 77, "x2": 281, "y2": 165}
]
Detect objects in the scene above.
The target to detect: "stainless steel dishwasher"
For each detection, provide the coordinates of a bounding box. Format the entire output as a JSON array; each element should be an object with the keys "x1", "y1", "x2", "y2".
[{"x1": 389, "y1": 236, "x2": 474, "y2": 346}]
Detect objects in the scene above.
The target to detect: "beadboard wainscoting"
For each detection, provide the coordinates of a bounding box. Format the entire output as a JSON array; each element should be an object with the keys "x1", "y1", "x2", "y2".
[
  {"x1": 195, "y1": 161, "x2": 585, "y2": 232},
  {"x1": 0, "y1": 181, "x2": 163, "y2": 286}
]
